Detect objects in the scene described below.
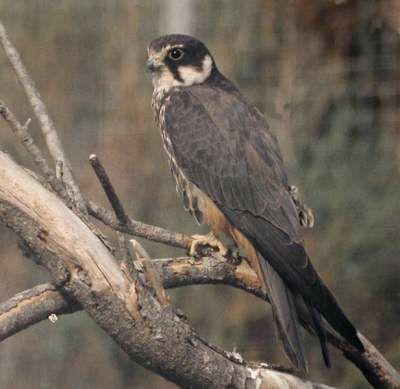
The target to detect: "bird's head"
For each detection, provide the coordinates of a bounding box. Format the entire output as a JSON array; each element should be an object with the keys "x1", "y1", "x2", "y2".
[{"x1": 146, "y1": 34, "x2": 216, "y2": 90}]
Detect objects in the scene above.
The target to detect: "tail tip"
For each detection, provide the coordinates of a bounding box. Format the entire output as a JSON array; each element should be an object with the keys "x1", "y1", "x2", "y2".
[{"x1": 321, "y1": 343, "x2": 331, "y2": 368}]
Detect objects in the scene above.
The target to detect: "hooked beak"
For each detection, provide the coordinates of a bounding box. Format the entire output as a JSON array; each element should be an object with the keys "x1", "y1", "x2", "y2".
[{"x1": 145, "y1": 58, "x2": 161, "y2": 72}]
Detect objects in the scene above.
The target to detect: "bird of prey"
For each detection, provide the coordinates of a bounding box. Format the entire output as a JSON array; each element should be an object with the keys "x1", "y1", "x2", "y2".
[{"x1": 146, "y1": 34, "x2": 364, "y2": 373}]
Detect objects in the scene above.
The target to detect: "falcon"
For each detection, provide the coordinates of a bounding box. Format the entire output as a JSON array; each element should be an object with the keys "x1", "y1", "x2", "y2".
[{"x1": 146, "y1": 34, "x2": 364, "y2": 373}]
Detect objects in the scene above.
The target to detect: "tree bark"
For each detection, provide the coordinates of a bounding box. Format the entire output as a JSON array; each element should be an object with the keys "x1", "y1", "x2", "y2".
[{"x1": 0, "y1": 150, "x2": 332, "y2": 389}]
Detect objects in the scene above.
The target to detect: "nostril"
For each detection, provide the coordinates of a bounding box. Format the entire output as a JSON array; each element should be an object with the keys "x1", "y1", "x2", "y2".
[{"x1": 145, "y1": 59, "x2": 158, "y2": 72}]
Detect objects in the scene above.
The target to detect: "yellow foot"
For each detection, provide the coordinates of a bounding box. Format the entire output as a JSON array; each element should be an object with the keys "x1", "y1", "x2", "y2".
[{"x1": 189, "y1": 232, "x2": 228, "y2": 256}]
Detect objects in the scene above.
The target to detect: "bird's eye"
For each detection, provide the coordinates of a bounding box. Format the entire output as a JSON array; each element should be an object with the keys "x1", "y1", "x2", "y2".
[{"x1": 169, "y1": 48, "x2": 184, "y2": 60}]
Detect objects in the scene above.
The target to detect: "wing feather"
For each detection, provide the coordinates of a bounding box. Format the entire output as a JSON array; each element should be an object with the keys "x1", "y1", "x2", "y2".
[{"x1": 163, "y1": 85, "x2": 363, "y2": 353}]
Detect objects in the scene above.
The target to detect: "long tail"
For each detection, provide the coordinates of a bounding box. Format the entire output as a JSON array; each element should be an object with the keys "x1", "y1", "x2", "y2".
[{"x1": 259, "y1": 256, "x2": 309, "y2": 374}]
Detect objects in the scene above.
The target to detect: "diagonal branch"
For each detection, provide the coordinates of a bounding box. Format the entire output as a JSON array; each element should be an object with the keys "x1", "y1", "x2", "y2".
[
  {"x1": 0, "y1": 101, "x2": 114, "y2": 252},
  {"x1": 0, "y1": 149, "x2": 335, "y2": 389},
  {"x1": 89, "y1": 154, "x2": 130, "y2": 225},
  {"x1": 0, "y1": 20, "x2": 85, "y2": 212},
  {"x1": 0, "y1": 100, "x2": 66, "y2": 197}
]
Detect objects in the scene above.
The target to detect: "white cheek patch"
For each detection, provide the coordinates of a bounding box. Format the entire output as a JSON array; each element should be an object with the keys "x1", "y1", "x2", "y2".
[
  {"x1": 178, "y1": 55, "x2": 213, "y2": 86},
  {"x1": 152, "y1": 68, "x2": 176, "y2": 89},
  {"x1": 152, "y1": 54, "x2": 213, "y2": 91}
]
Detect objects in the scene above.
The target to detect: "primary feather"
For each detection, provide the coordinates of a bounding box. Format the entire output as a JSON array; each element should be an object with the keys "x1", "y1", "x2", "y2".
[{"x1": 163, "y1": 83, "x2": 363, "y2": 356}]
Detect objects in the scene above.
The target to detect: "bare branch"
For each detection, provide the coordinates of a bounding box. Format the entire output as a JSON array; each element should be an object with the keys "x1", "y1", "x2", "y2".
[
  {"x1": 0, "y1": 20, "x2": 85, "y2": 212},
  {"x1": 89, "y1": 154, "x2": 130, "y2": 225},
  {"x1": 87, "y1": 154, "x2": 191, "y2": 249},
  {"x1": 86, "y1": 199, "x2": 192, "y2": 249},
  {"x1": 89, "y1": 154, "x2": 134, "y2": 265},
  {"x1": 1, "y1": 250, "x2": 398, "y2": 387},
  {"x1": 0, "y1": 283, "x2": 77, "y2": 342},
  {"x1": 0, "y1": 256, "x2": 251, "y2": 344},
  {"x1": 0, "y1": 149, "x2": 336, "y2": 389},
  {"x1": 0, "y1": 100, "x2": 64, "y2": 196}
]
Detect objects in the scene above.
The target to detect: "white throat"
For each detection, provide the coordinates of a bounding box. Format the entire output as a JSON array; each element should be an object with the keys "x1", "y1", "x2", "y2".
[{"x1": 152, "y1": 55, "x2": 213, "y2": 91}]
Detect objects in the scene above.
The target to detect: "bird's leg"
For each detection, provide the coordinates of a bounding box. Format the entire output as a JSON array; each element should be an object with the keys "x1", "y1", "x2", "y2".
[{"x1": 190, "y1": 231, "x2": 228, "y2": 256}]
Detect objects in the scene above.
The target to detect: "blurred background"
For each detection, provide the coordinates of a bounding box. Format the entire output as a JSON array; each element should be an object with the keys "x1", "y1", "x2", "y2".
[{"x1": 0, "y1": 1, "x2": 399, "y2": 388}]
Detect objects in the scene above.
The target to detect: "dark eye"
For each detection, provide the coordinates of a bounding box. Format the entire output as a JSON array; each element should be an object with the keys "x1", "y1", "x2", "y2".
[{"x1": 169, "y1": 48, "x2": 184, "y2": 60}]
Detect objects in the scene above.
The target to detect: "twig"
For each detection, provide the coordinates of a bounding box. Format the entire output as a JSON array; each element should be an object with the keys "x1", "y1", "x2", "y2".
[
  {"x1": 130, "y1": 239, "x2": 170, "y2": 307},
  {"x1": 0, "y1": 100, "x2": 65, "y2": 197},
  {"x1": 86, "y1": 200, "x2": 192, "y2": 249},
  {"x1": 89, "y1": 154, "x2": 129, "y2": 225},
  {"x1": 89, "y1": 154, "x2": 136, "y2": 267},
  {"x1": 0, "y1": 20, "x2": 85, "y2": 212}
]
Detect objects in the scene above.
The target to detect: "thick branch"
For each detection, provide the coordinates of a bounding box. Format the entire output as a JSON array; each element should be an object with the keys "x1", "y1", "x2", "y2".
[
  {"x1": 0, "y1": 256, "x2": 252, "y2": 343},
  {"x1": 1, "y1": 253, "x2": 399, "y2": 388},
  {"x1": 0, "y1": 150, "x2": 331, "y2": 388}
]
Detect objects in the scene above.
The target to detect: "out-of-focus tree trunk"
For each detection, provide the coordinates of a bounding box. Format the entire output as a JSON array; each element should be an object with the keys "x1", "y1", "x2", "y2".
[{"x1": 160, "y1": 0, "x2": 196, "y2": 36}]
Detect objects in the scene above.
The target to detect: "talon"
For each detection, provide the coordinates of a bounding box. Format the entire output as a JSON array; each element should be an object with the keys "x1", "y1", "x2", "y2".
[{"x1": 189, "y1": 232, "x2": 228, "y2": 256}]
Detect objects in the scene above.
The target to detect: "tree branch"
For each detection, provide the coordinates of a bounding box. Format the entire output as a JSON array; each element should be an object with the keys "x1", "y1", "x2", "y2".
[
  {"x1": 0, "y1": 150, "x2": 334, "y2": 388},
  {"x1": 0, "y1": 255, "x2": 253, "y2": 343},
  {"x1": 0, "y1": 20, "x2": 85, "y2": 212},
  {"x1": 1, "y1": 251, "x2": 398, "y2": 388},
  {"x1": 89, "y1": 154, "x2": 130, "y2": 225},
  {"x1": 86, "y1": 199, "x2": 192, "y2": 249},
  {"x1": 0, "y1": 283, "x2": 77, "y2": 342},
  {"x1": 0, "y1": 99, "x2": 66, "y2": 197}
]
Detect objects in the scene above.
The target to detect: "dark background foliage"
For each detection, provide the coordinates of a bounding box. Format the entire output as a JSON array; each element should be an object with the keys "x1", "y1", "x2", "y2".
[{"x1": 0, "y1": 1, "x2": 399, "y2": 388}]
